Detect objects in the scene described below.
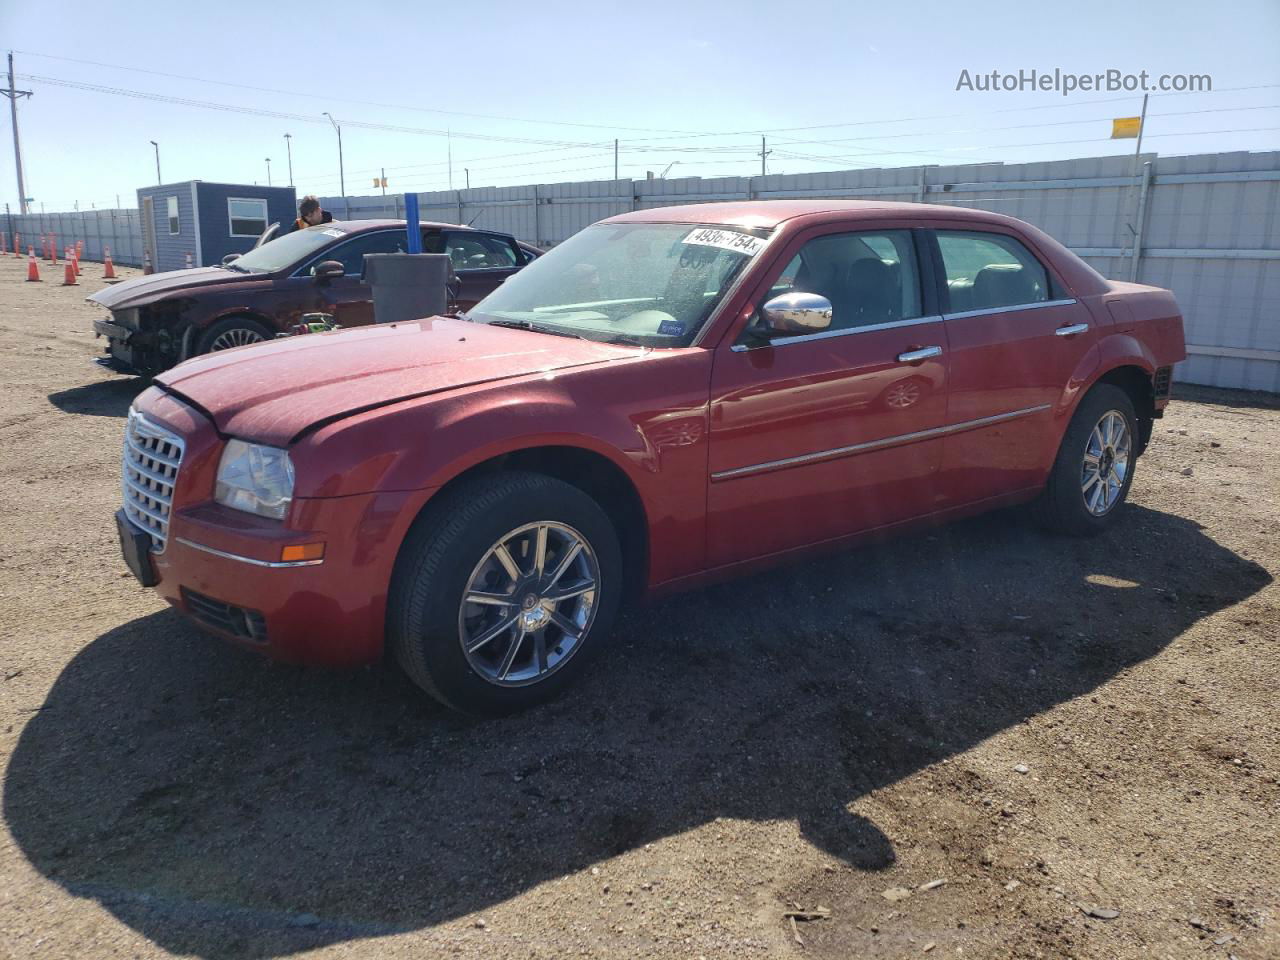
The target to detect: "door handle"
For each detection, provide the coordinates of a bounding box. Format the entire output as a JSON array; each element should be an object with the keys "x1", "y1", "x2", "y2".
[
  {"x1": 1055, "y1": 323, "x2": 1089, "y2": 337},
  {"x1": 897, "y1": 346, "x2": 943, "y2": 363}
]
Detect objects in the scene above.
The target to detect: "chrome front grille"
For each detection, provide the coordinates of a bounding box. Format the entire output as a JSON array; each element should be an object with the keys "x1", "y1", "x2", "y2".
[{"x1": 122, "y1": 409, "x2": 185, "y2": 552}]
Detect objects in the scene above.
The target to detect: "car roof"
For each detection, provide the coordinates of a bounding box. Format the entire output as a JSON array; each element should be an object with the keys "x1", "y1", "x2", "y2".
[
  {"x1": 602, "y1": 199, "x2": 1021, "y2": 231},
  {"x1": 325, "y1": 219, "x2": 486, "y2": 232}
]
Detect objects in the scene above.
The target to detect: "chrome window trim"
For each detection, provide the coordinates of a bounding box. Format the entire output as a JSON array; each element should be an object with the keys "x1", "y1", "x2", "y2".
[
  {"x1": 730, "y1": 314, "x2": 944, "y2": 352},
  {"x1": 711, "y1": 403, "x2": 1052, "y2": 482},
  {"x1": 943, "y1": 298, "x2": 1077, "y2": 321},
  {"x1": 175, "y1": 537, "x2": 325, "y2": 568}
]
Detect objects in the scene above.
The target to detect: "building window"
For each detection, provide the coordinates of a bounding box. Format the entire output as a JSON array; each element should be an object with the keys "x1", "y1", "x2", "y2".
[
  {"x1": 227, "y1": 198, "x2": 269, "y2": 238},
  {"x1": 167, "y1": 196, "x2": 179, "y2": 235}
]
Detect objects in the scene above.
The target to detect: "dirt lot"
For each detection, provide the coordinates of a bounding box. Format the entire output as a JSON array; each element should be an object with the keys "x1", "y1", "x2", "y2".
[{"x1": 0, "y1": 252, "x2": 1277, "y2": 960}]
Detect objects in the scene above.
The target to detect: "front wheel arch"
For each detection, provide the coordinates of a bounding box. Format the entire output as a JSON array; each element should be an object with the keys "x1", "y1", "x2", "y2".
[{"x1": 393, "y1": 445, "x2": 650, "y2": 610}]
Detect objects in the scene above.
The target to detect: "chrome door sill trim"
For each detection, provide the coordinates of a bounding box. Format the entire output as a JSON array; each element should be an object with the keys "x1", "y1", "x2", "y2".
[
  {"x1": 711, "y1": 403, "x2": 1052, "y2": 481},
  {"x1": 175, "y1": 537, "x2": 325, "y2": 568}
]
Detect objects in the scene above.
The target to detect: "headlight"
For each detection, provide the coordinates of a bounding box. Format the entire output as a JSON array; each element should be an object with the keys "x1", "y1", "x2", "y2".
[{"x1": 215, "y1": 439, "x2": 295, "y2": 519}]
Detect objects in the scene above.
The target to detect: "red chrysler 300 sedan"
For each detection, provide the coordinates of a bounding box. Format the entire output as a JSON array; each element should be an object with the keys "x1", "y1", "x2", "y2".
[{"x1": 117, "y1": 200, "x2": 1186, "y2": 714}]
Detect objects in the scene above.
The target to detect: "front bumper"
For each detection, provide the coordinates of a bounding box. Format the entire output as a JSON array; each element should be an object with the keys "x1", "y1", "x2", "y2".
[
  {"x1": 148, "y1": 490, "x2": 423, "y2": 667},
  {"x1": 94, "y1": 315, "x2": 148, "y2": 373}
]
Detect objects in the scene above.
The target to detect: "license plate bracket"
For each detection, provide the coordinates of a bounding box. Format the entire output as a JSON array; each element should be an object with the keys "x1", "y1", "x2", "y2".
[{"x1": 116, "y1": 509, "x2": 158, "y2": 587}]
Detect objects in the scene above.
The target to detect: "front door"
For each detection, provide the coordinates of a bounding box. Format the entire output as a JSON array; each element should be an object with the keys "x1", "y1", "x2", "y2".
[
  {"x1": 290, "y1": 229, "x2": 413, "y2": 327},
  {"x1": 930, "y1": 228, "x2": 1099, "y2": 504},
  {"x1": 707, "y1": 226, "x2": 949, "y2": 567}
]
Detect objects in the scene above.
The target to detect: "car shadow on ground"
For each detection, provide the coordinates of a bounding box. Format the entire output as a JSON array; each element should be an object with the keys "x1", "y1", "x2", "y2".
[
  {"x1": 48, "y1": 377, "x2": 148, "y2": 418},
  {"x1": 4, "y1": 505, "x2": 1270, "y2": 959}
]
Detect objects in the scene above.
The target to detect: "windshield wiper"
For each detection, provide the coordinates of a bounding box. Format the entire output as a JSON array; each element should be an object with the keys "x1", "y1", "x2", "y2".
[
  {"x1": 605, "y1": 334, "x2": 646, "y2": 346},
  {"x1": 486, "y1": 318, "x2": 584, "y2": 339},
  {"x1": 223, "y1": 262, "x2": 250, "y2": 273}
]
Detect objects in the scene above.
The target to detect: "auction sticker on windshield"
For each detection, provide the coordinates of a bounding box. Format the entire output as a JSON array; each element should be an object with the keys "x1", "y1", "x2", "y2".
[{"x1": 682, "y1": 227, "x2": 766, "y2": 257}]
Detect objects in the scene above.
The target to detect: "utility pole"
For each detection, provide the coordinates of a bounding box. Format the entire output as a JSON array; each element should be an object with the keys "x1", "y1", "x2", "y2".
[
  {"x1": 380, "y1": 166, "x2": 386, "y2": 197},
  {"x1": 464, "y1": 167, "x2": 470, "y2": 190},
  {"x1": 5, "y1": 53, "x2": 33, "y2": 215},
  {"x1": 759, "y1": 136, "x2": 771, "y2": 177},
  {"x1": 283, "y1": 133, "x2": 294, "y2": 186},
  {"x1": 265, "y1": 157, "x2": 272, "y2": 186},
  {"x1": 447, "y1": 128, "x2": 453, "y2": 191},
  {"x1": 323, "y1": 112, "x2": 345, "y2": 198},
  {"x1": 614, "y1": 139, "x2": 619, "y2": 180},
  {"x1": 149, "y1": 140, "x2": 161, "y2": 184}
]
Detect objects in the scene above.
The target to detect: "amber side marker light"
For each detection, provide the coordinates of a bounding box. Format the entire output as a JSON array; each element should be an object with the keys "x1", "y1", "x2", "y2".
[{"x1": 281, "y1": 542, "x2": 325, "y2": 563}]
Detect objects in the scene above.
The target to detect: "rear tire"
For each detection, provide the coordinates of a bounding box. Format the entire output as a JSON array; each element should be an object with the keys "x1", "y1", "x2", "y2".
[
  {"x1": 1036, "y1": 383, "x2": 1138, "y2": 536},
  {"x1": 195, "y1": 316, "x2": 273, "y2": 356},
  {"x1": 388, "y1": 471, "x2": 623, "y2": 715}
]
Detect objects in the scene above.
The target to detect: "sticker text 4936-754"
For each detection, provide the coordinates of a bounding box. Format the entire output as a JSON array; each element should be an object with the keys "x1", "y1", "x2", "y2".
[{"x1": 682, "y1": 227, "x2": 766, "y2": 257}]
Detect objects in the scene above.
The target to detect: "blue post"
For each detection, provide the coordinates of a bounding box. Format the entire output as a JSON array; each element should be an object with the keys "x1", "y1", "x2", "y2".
[{"x1": 404, "y1": 193, "x2": 422, "y2": 253}]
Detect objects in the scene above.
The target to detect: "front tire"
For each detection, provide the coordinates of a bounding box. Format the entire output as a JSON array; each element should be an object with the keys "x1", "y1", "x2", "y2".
[
  {"x1": 195, "y1": 316, "x2": 273, "y2": 356},
  {"x1": 388, "y1": 471, "x2": 623, "y2": 715},
  {"x1": 1036, "y1": 383, "x2": 1138, "y2": 535}
]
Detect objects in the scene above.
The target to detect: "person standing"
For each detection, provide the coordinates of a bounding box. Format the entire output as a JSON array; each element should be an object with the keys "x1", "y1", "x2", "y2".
[{"x1": 289, "y1": 195, "x2": 333, "y2": 232}]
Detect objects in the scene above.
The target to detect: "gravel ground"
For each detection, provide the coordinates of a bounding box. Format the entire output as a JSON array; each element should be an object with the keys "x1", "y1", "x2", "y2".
[{"x1": 0, "y1": 253, "x2": 1277, "y2": 960}]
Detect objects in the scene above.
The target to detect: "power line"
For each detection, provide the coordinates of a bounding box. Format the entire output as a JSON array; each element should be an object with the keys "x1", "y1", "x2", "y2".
[{"x1": 13, "y1": 49, "x2": 709, "y2": 136}]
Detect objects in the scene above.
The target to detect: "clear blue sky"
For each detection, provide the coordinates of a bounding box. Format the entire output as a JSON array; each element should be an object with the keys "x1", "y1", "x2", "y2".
[{"x1": 2, "y1": 0, "x2": 1278, "y2": 212}]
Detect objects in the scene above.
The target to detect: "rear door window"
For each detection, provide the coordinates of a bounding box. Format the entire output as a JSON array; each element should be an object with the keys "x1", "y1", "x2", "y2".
[
  {"x1": 445, "y1": 232, "x2": 521, "y2": 271},
  {"x1": 936, "y1": 231, "x2": 1051, "y2": 313}
]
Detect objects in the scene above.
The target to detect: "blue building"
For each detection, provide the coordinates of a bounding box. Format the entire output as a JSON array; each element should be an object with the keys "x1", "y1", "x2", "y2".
[{"x1": 136, "y1": 181, "x2": 297, "y2": 272}]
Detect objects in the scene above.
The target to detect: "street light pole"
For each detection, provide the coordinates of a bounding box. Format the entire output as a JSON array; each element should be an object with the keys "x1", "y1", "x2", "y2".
[
  {"x1": 265, "y1": 157, "x2": 272, "y2": 187},
  {"x1": 283, "y1": 133, "x2": 294, "y2": 186},
  {"x1": 149, "y1": 140, "x2": 161, "y2": 184},
  {"x1": 322, "y1": 112, "x2": 345, "y2": 199}
]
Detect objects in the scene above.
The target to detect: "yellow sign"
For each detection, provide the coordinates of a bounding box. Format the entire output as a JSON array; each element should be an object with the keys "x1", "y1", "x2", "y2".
[{"x1": 1111, "y1": 116, "x2": 1142, "y2": 139}]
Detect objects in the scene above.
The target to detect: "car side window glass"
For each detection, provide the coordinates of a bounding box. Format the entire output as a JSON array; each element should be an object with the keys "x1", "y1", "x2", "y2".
[
  {"x1": 936, "y1": 231, "x2": 1050, "y2": 313},
  {"x1": 446, "y1": 233, "x2": 519, "y2": 271},
  {"x1": 766, "y1": 230, "x2": 922, "y2": 332},
  {"x1": 315, "y1": 231, "x2": 407, "y2": 276}
]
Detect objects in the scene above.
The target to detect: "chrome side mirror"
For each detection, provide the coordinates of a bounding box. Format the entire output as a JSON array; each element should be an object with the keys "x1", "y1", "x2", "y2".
[{"x1": 760, "y1": 292, "x2": 833, "y2": 336}]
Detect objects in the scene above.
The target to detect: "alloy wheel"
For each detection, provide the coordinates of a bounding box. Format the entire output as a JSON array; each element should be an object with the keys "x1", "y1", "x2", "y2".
[
  {"x1": 1081, "y1": 409, "x2": 1131, "y2": 516},
  {"x1": 458, "y1": 521, "x2": 600, "y2": 687}
]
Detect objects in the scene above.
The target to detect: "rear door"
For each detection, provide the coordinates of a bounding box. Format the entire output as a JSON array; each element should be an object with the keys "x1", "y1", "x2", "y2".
[
  {"x1": 929, "y1": 228, "x2": 1097, "y2": 504},
  {"x1": 444, "y1": 231, "x2": 524, "y2": 311},
  {"x1": 706, "y1": 225, "x2": 949, "y2": 566}
]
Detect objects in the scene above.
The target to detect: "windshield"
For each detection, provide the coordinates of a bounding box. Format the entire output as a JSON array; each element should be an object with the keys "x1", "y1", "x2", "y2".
[
  {"x1": 467, "y1": 222, "x2": 771, "y2": 346},
  {"x1": 226, "y1": 223, "x2": 349, "y2": 274}
]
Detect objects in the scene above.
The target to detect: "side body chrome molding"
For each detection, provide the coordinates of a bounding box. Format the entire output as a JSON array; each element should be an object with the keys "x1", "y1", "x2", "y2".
[
  {"x1": 711, "y1": 403, "x2": 1052, "y2": 481},
  {"x1": 175, "y1": 537, "x2": 325, "y2": 568}
]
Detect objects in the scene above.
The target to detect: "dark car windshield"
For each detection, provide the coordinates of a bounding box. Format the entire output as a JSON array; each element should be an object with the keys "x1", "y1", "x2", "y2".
[
  {"x1": 467, "y1": 222, "x2": 772, "y2": 347},
  {"x1": 227, "y1": 224, "x2": 352, "y2": 274}
]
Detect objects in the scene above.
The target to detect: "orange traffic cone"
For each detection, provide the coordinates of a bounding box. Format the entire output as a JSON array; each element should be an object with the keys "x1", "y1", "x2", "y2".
[
  {"x1": 51, "y1": 240, "x2": 58, "y2": 265},
  {"x1": 184, "y1": 252, "x2": 193, "y2": 269},
  {"x1": 103, "y1": 247, "x2": 116, "y2": 279},
  {"x1": 13, "y1": 233, "x2": 20, "y2": 258},
  {"x1": 0, "y1": 231, "x2": 6, "y2": 255},
  {"x1": 26, "y1": 249, "x2": 40, "y2": 282},
  {"x1": 62, "y1": 261, "x2": 78, "y2": 286},
  {"x1": 72, "y1": 248, "x2": 81, "y2": 276},
  {"x1": 76, "y1": 240, "x2": 84, "y2": 258},
  {"x1": 143, "y1": 251, "x2": 153, "y2": 275}
]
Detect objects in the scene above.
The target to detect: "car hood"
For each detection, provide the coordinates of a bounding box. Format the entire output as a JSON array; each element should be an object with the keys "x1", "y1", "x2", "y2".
[
  {"x1": 155, "y1": 317, "x2": 639, "y2": 446},
  {"x1": 86, "y1": 266, "x2": 266, "y2": 310}
]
